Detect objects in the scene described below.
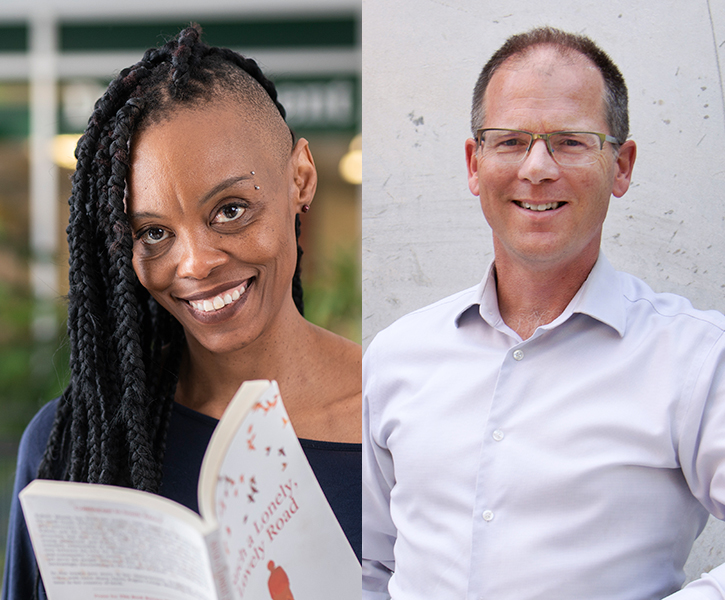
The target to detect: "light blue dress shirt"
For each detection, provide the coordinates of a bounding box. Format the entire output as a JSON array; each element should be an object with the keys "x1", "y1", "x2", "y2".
[{"x1": 363, "y1": 253, "x2": 725, "y2": 600}]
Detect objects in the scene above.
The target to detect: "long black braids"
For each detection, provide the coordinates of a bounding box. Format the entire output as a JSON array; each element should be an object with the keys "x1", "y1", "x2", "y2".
[{"x1": 37, "y1": 24, "x2": 304, "y2": 493}]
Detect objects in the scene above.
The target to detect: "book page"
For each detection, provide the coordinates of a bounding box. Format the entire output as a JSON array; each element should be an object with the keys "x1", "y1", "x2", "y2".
[
  {"x1": 199, "y1": 380, "x2": 361, "y2": 600},
  {"x1": 21, "y1": 481, "x2": 218, "y2": 600}
]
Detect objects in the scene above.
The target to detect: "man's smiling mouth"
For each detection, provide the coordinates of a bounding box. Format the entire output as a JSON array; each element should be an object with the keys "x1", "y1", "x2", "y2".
[
  {"x1": 514, "y1": 201, "x2": 564, "y2": 211},
  {"x1": 187, "y1": 280, "x2": 250, "y2": 313}
]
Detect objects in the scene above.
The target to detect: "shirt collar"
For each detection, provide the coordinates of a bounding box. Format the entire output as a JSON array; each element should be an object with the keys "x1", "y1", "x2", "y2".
[{"x1": 454, "y1": 252, "x2": 626, "y2": 337}]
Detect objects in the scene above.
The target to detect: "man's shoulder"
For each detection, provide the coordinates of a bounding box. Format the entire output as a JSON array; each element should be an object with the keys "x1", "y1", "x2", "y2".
[
  {"x1": 366, "y1": 285, "x2": 479, "y2": 356},
  {"x1": 616, "y1": 269, "x2": 725, "y2": 334}
]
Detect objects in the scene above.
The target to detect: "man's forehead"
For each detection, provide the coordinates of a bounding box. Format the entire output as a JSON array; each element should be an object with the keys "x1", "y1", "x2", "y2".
[
  {"x1": 496, "y1": 45, "x2": 601, "y2": 81},
  {"x1": 483, "y1": 45, "x2": 606, "y2": 110}
]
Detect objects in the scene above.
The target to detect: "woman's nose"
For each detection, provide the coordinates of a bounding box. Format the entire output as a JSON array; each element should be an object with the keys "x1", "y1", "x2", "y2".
[{"x1": 174, "y1": 232, "x2": 228, "y2": 279}]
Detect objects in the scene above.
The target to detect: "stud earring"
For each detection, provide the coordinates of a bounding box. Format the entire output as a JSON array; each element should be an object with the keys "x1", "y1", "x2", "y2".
[
  {"x1": 254, "y1": 185, "x2": 260, "y2": 190},
  {"x1": 301, "y1": 204, "x2": 310, "y2": 213}
]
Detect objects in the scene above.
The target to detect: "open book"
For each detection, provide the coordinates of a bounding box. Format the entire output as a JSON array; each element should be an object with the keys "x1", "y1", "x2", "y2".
[{"x1": 20, "y1": 380, "x2": 361, "y2": 600}]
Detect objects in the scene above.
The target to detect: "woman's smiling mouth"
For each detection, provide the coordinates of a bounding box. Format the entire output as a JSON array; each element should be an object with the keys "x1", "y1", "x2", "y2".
[{"x1": 186, "y1": 280, "x2": 251, "y2": 313}]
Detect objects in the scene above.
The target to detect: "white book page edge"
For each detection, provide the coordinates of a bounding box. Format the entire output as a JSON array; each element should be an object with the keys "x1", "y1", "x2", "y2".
[
  {"x1": 21, "y1": 479, "x2": 212, "y2": 534},
  {"x1": 197, "y1": 379, "x2": 272, "y2": 525}
]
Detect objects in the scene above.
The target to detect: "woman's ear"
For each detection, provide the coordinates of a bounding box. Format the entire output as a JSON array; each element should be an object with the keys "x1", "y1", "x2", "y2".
[{"x1": 289, "y1": 138, "x2": 318, "y2": 212}]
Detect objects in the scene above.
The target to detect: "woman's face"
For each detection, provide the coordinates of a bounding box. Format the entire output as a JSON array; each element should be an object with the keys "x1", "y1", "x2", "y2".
[{"x1": 126, "y1": 100, "x2": 316, "y2": 355}]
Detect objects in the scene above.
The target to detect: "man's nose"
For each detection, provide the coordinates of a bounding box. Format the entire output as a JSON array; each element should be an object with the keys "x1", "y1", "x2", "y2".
[
  {"x1": 175, "y1": 232, "x2": 228, "y2": 279},
  {"x1": 517, "y1": 138, "x2": 560, "y2": 184}
]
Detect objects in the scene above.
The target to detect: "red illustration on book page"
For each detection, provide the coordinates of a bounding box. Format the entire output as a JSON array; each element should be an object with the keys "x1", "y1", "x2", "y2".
[{"x1": 267, "y1": 561, "x2": 295, "y2": 600}]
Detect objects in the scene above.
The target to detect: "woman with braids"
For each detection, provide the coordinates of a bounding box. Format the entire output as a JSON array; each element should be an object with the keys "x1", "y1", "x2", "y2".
[{"x1": 2, "y1": 25, "x2": 361, "y2": 599}]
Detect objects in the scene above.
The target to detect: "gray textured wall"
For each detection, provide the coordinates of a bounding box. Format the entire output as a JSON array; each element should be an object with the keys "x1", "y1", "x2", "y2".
[{"x1": 362, "y1": 0, "x2": 725, "y2": 585}]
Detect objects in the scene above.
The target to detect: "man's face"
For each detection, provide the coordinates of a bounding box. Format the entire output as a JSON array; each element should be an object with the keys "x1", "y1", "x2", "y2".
[{"x1": 465, "y1": 47, "x2": 635, "y2": 272}]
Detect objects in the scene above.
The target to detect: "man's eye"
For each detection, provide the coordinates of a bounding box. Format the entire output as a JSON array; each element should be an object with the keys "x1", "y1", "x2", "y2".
[
  {"x1": 492, "y1": 136, "x2": 527, "y2": 150},
  {"x1": 561, "y1": 138, "x2": 583, "y2": 147},
  {"x1": 213, "y1": 204, "x2": 246, "y2": 224},
  {"x1": 139, "y1": 228, "x2": 170, "y2": 245}
]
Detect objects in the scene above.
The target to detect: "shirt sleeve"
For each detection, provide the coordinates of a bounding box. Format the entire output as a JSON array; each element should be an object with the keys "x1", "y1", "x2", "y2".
[
  {"x1": 1, "y1": 400, "x2": 57, "y2": 600},
  {"x1": 666, "y1": 331, "x2": 725, "y2": 599},
  {"x1": 362, "y1": 340, "x2": 396, "y2": 599}
]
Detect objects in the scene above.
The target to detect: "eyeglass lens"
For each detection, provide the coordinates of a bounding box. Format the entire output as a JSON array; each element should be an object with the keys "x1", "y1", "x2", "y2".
[{"x1": 479, "y1": 130, "x2": 605, "y2": 166}]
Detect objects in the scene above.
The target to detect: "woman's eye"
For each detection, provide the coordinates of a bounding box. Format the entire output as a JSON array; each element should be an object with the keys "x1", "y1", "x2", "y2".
[
  {"x1": 213, "y1": 204, "x2": 246, "y2": 224},
  {"x1": 139, "y1": 227, "x2": 170, "y2": 245}
]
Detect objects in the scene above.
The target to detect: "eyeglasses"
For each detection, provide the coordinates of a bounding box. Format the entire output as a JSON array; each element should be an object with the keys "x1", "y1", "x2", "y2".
[{"x1": 475, "y1": 128, "x2": 620, "y2": 167}]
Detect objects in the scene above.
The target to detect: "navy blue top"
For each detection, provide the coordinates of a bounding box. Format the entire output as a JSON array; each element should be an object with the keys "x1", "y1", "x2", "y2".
[{"x1": 2, "y1": 399, "x2": 361, "y2": 600}]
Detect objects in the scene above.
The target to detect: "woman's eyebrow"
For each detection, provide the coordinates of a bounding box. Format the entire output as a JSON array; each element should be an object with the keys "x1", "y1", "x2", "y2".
[
  {"x1": 199, "y1": 175, "x2": 254, "y2": 206},
  {"x1": 126, "y1": 209, "x2": 160, "y2": 221},
  {"x1": 127, "y1": 175, "x2": 255, "y2": 220}
]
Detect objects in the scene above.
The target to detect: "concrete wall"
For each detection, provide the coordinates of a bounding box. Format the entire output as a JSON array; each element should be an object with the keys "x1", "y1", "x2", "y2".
[{"x1": 362, "y1": 0, "x2": 725, "y2": 585}]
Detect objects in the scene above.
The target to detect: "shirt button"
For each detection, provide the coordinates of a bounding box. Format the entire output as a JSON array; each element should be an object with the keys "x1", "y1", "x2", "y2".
[
  {"x1": 492, "y1": 429, "x2": 504, "y2": 441},
  {"x1": 513, "y1": 349, "x2": 524, "y2": 361},
  {"x1": 482, "y1": 510, "x2": 494, "y2": 522}
]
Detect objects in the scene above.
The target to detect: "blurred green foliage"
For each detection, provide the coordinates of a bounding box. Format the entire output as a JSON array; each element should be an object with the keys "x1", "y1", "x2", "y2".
[
  {"x1": 0, "y1": 284, "x2": 70, "y2": 438},
  {"x1": 304, "y1": 245, "x2": 361, "y2": 344}
]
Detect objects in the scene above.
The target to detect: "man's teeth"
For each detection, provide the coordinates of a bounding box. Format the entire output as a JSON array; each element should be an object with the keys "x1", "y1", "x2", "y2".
[
  {"x1": 520, "y1": 201, "x2": 561, "y2": 211},
  {"x1": 190, "y1": 285, "x2": 245, "y2": 313}
]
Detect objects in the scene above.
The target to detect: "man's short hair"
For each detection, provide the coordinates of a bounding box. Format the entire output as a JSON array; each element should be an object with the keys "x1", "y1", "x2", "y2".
[{"x1": 470, "y1": 26, "x2": 629, "y2": 145}]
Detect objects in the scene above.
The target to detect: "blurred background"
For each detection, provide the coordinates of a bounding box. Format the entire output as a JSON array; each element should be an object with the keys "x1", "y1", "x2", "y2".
[{"x1": 0, "y1": 0, "x2": 360, "y2": 573}]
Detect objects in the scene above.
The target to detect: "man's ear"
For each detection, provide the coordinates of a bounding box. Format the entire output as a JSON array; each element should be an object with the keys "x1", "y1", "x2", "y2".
[
  {"x1": 612, "y1": 140, "x2": 636, "y2": 198},
  {"x1": 289, "y1": 138, "x2": 318, "y2": 211},
  {"x1": 465, "y1": 137, "x2": 480, "y2": 196}
]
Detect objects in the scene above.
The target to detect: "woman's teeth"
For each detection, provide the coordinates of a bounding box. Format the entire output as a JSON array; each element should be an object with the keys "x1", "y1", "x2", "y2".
[
  {"x1": 189, "y1": 283, "x2": 246, "y2": 313},
  {"x1": 519, "y1": 201, "x2": 561, "y2": 211}
]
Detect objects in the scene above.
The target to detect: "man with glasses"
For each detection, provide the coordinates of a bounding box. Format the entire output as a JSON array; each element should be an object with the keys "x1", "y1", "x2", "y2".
[{"x1": 363, "y1": 27, "x2": 725, "y2": 599}]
